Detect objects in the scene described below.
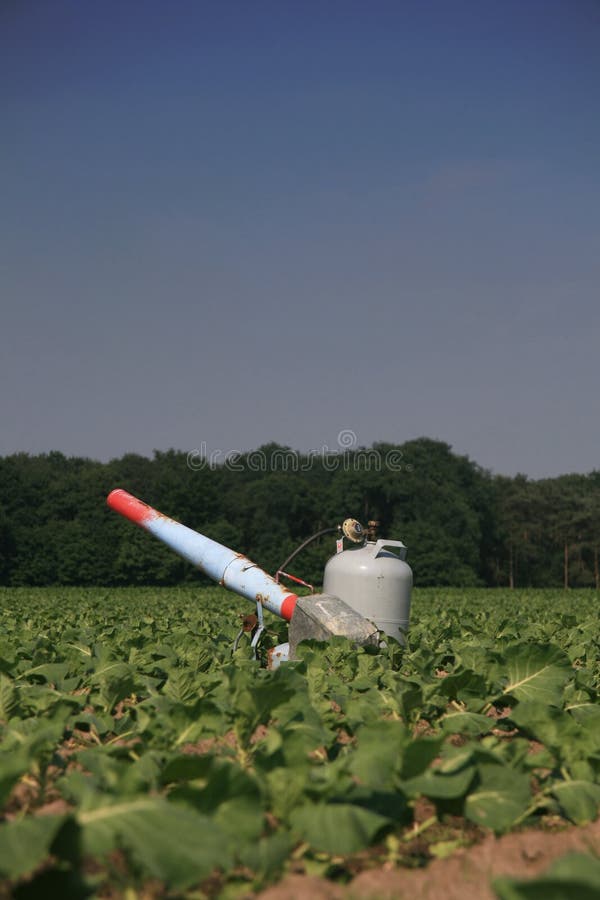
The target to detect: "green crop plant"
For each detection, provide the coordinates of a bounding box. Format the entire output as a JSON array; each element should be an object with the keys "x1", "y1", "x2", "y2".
[{"x1": 0, "y1": 587, "x2": 598, "y2": 897}]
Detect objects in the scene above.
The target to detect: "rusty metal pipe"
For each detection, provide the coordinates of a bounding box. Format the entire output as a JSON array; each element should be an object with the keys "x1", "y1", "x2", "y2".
[{"x1": 106, "y1": 489, "x2": 297, "y2": 621}]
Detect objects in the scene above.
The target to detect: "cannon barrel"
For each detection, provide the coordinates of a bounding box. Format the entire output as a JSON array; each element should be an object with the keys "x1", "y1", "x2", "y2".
[{"x1": 106, "y1": 489, "x2": 298, "y2": 621}]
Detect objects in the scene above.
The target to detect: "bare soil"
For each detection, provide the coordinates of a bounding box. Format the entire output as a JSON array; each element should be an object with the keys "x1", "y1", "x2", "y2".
[{"x1": 259, "y1": 818, "x2": 600, "y2": 900}]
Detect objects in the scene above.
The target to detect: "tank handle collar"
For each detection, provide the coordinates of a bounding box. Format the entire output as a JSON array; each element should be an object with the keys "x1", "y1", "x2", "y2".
[{"x1": 370, "y1": 538, "x2": 407, "y2": 560}]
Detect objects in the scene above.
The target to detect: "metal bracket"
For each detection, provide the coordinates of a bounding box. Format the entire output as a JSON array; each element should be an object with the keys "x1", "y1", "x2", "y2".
[
  {"x1": 232, "y1": 600, "x2": 265, "y2": 660},
  {"x1": 249, "y1": 600, "x2": 265, "y2": 658},
  {"x1": 275, "y1": 570, "x2": 314, "y2": 592}
]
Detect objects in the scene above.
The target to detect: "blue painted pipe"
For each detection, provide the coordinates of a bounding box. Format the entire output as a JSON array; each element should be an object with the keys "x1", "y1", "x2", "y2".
[{"x1": 107, "y1": 489, "x2": 298, "y2": 620}]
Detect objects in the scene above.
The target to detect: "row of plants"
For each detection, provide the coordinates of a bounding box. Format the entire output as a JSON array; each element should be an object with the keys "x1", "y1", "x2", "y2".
[{"x1": 0, "y1": 587, "x2": 598, "y2": 897}]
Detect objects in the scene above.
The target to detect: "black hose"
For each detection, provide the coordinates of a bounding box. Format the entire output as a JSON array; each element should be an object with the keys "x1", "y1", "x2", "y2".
[{"x1": 276, "y1": 526, "x2": 340, "y2": 577}]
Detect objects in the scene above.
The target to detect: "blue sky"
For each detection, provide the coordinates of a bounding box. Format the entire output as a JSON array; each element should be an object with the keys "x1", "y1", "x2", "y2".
[{"x1": 2, "y1": 0, "x2": 599, "y2": 476}]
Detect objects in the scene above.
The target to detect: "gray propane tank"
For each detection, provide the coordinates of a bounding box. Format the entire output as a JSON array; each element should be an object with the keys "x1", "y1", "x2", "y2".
[{"x1": 322, "y1": 536, "x2": 412, "y2": 642}]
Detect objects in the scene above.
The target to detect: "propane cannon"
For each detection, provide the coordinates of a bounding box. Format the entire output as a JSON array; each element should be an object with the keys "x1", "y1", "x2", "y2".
[{"x1": 107, "y1": 489, "x2": 412, "y2": 663}]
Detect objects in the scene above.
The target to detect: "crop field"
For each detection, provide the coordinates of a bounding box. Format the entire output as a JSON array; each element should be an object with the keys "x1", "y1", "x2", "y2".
[{"x1": 0, "y1": 586, "x2": 599, "y2": 899}]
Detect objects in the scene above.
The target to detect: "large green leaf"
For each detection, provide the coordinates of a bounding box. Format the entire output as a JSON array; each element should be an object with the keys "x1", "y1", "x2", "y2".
[
  {"x1": 497, "y1": 644, "x2": 572, "y2": 706},
  {"x1": 509, "y1": 702, "x2": 597, "y2": 767},
  {"x1": 77, "y1": 797, "x2": 232, "y2": 888},
  {"x1": 391, "y1": 679, "x2": 423, "y2": 720},
  {"x1": 0, "y1": 815, "x2": 66, "y2": 878},
  {"x1": 289, "y1": 803, "x2": 390, "y2": 854},
  {"x1": 277, "y1": 717, "x2": 333, "y2": 768},
  {"x1": 568, "y1": 702, "x2": 600, "y2": 728},
  {"x1": 465, "y1": 764, "x2": 531, "y2": 833},
  {"x1": 163, "y1": 668, "x2": 202, "y2": 705},
  {"x1": 91, "y1": 662, "x2": 137, "y2": 712},
  {"x1": 400, "y1": 736, "x2": 445, "y2": 780},
  {"x1": 551, "y1": 780, "x2": 600, "y2": 825},
  {"x1": 170, "y1": 759, "x2": 265, "y2": 845},
  {"x1": 437, "y1": 668, "x2": 488, "y2": 703},
  {"x1": 494, "y1": 853, "x2": 600, "y2": 900},
  {"x1": 440, "y1": 711, "x2": 492, "y2": 736},
  {"x1": 0, "y1": 673, "x2": 19, "y2": 719},
  {"x1": 509, "y1": 701, "x2": 575, "y2": 747},
  {"x1": 160, "y1": 753, "x2": 215, "y2": 784},
  {"x1": 0, "y1": 751, "x2": 30, "y2": 807},
  {"x1": 19, "y1": 662, "x2": 72, "y2": 687},
  {"x1": 402, "y1": 752, "x2": 476, "y2": 800},
  {"x1": 348, "y1": 720, "x2": 408, "y2": 789},
  {"x1": 264, "y1": 766, "x2": 310, "y2": 821},
  {"x1": 238, "y1": 830, "x2": 294, "y2": 879}
]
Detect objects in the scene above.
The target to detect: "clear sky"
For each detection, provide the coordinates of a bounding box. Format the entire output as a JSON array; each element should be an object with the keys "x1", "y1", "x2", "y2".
[{"x1": 2, "y1": 0, "x2": 599, "y2": 477}]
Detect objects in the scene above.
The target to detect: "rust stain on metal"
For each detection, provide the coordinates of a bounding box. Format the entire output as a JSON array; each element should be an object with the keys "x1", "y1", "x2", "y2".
[
  {"x1": 255, "y1": 593, "x2": 266, "y2": 605},
  {"x1": 150, "y1": 509, "x2": 175, "y2": 524},
  {"x1": 232, "y1": 551, "x2": 260, "y2": 573},
  {"x1": 266, "y1": 646, "x2": 285, "y2": 669},
  {"x1": 240, "y1": 612, "x2": 258, "y2": 633}
]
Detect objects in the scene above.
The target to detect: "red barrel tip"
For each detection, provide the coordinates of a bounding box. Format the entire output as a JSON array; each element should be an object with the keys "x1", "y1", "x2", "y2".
[
  {"x1": 106, "y1": 489, "x2": 155, "y2": 526},
  {"x1": 107, "y1": 488, "x2": 127, "y2": 508},
  {"x1": 280, "y1": 594, "x2": 298, "y2": 622}
]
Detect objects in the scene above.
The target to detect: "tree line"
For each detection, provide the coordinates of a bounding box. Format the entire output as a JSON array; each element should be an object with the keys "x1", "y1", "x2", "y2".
[{"x1": 0, "y1": 439, "x2": 598, "y2": 589}]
